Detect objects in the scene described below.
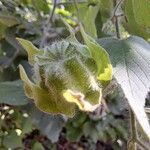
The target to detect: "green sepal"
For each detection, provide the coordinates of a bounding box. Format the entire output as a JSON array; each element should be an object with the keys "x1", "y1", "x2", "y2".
[
  {"x1": 17, "y1": 38, "x2": 42, "y2": 64},
  {"x1": 18, "y1": 37, "x2": 103, "y2": 116},
  {"x1": 19, "y1": 65, "x2": 35, "y2": 99},
  {"x1": 61, "y1": 18, "x2": 79, "y2": 43},
  {"x1": 80, "y1": 24, "x2": 112, "y2": 82},
  {"x1": 19, "y1": 65, "x2": 76, "y2": 117}
]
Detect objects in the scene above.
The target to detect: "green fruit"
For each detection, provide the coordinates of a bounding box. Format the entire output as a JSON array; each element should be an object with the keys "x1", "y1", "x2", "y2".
[{"x1": 17, "y1": 25, "x2": 112, "y2": 117}]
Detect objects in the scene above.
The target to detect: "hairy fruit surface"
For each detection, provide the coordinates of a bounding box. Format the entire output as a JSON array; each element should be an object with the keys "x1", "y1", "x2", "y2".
[{"x1": 17, "y1": 27, "x2": 112, "y2": 117}]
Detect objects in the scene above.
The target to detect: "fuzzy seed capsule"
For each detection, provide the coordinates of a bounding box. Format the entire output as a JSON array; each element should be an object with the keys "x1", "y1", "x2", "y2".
[{"x1": 17, "y1": 29, "x2": 112, "y2": 117}]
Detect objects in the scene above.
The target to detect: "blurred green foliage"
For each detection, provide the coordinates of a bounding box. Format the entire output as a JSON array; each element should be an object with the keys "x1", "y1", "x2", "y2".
[{"x1": 0, "y1": 0, "x2": 150, "y2": 149}]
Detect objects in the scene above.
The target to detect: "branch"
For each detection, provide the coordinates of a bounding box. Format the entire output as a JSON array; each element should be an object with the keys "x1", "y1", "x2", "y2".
[
  {"x1": 40, "y1": 0, "x2": 57, "y2": 48},
  {"x1": 145, "y1": 107, "x2": 150, "y2": 114},
  {"x1": 49, "y1": 0, "x2": 57, "y2": 23},
  {"x1": 129, "y1": 108, "x2": 149, "y2": 150},
  {"x1": 112, "y1": 0, "x2": 123, "y2": 39},
  {"x1": 129, "y1": 109, "x2": 137, "y2": 150},
  {"x1": 102, "y1": 79, "x2": 118, "y2": 99},
  {"x1": 113, "y1": 0, "x2": 124, "y2": 16},
  {"x1": 136, "y1": 139, "x2": 149, "y2": 150}
]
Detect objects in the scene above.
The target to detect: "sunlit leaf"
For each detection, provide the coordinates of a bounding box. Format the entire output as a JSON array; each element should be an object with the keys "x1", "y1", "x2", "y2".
[
  {"x1": 80, "y1": 5, "x2": 100, "y2": 38},
  {"x1": 98, "y1": 36, "x2": 150, "y2": 139}
]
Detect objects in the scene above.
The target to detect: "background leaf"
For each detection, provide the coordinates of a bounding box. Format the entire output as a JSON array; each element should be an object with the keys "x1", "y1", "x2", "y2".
[
  {"x1": 0, "y1": 13, "x2": 19, "y2": 27},
  {"x1": 0, "y1": 80, "x2": 29, "y2": 105},
  {"x1": 22, "y1": 103, "x2": 66, "y2": 143},
  {"x1": 32, "y1": 142, "x2": 44, "y2": 150},
  {"x1": 32, "y1": 0, "x2": 50, "y2": 14},
  {"x1": 3, "y1": 131, "x2": 22, "y2": 149},
  {"x1": 98, "y1": 36, "x2": 150, "y2": 138},
  {"x1": 123, "y1": 0, "x2": 150, "y2": 39}
]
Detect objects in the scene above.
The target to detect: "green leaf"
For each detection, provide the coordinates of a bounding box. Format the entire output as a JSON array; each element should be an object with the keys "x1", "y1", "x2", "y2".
[
  {"x1": 32, "y1": 142, "x2": 44, "y2": 150},
  {"x1": 123, "y1": 0, "x2": 150, "y2": 39},
  {"x1": 21, "y1": 117, "x2": 33, "y2": 134},
  {"x1": 32, "y1": 0, "x2": 50, "y2": 13},
  {"x1": 98, "y1": 36, "x2": 150, "y2": 139},
  {"x1": 80, "y1": 5, "x2": 100, "y2": 38},
  {"x1": 5, "y1": 28, "x2": 26, "y2": 56},
  {"x1": 23, "y1": 103, "x2": 66, "y2": 143},
  {"x1": 132, "y1": 0, "x2": 150, "y2": 27},
  {"x1": 0, "y1": 80, "x2": 29, "y2": 105},
  {"x1": 19, "y1": 65, "x2": 76, "y2": 117},
  {"x1": 66, "y1": 126, "x2": 82, "y2": 142},
  {"x1": 83, "y1": 122, "x2": 92, "y2": 137},
  {"x1": 16, "y1": 38, "x2": 41, "y2": 64},
  {"x1": 128, "y1": 141, "x2": 136, "y2": 150},
  {"x1": 99, "y1": 0, "x2": 113, "y2": 22},
  {"x1": 0, "y1": 14, "x2": 19, "y2": 27},
  {"x1": 83, "y1": 122, "x2": 98, "y2": 143},
  {"x1": 80, "y1": 25, "x2": 112, "y2": 82},
  {"x1": 61, "y1": 18, "x2": 79, "y2": 43},
  {"x1": 106, "y1": 127, "x2": 116, "y2": 141},
  {"x1": 0, "y1": 23, "x2": 7, "y2": 39},
  {"x1": 3, "y1": 131, "x2": 22, "y2": 149},
  {"x1": 72, "y1": 112, "x2": 87, "y2": 127},
  {"x1": 64, "y1": 2, "x2": 101, "y2": 37}
]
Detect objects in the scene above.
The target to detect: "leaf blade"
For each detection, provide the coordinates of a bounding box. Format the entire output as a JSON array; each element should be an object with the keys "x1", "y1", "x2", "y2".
[
  {"x1": 0, "y1": 80, "x2": 29, "y2": 105},
  {"x1": 98, "y1": 36, "x2": 150, "y2": 139}
]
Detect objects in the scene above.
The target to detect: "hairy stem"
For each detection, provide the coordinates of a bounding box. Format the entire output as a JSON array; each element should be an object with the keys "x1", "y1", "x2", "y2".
[
  {"x1": 129, "y1": 109, "x2": 137, "y2": 150},
  {"x1": 49, "y1": 0, "x2": 57, "y2": 23},
  {"x1": 145, "y1": 107, "x2": 150, "y2": 114},
  {"x1": 136, "y1": 139, "x2": 149, "y2": 150},
  {"x1": 113, "y1": 0, "x2": 121, "y2": 39},
  {"x1": 129, "y1": 106, "x2": 149, "y2": 150},
  {"x1": 40, "y1": 0, "x2": 57, "y2": 48}
]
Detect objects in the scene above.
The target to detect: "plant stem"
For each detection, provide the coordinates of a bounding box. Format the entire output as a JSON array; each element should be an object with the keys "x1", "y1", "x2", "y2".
[
  {"x1": 130, "y1": 110, "x2": 137, "y2": 140},
  {"x1": 129, "y1": 108, "x2": 149, "y2": 150},
  {"x1": 136, "y1": 139, "x2": 149, "y2": 150},
  {"x1": 129, "y1": 109, "x2": 137, "y2": 150},
  {"x1": 102, "y1": 79, "x2": 118, "y2": 98},
  {"x1": 145, "y1": 107, "x2": 150, "y2": 114},
  {"x1": 40, "y1": 0, "x2": 57, "y2": 48},
  {"x1": 113, "y1": 0, "x2": 121, "y2": 39},
  {"x1": 113, "y1": 0, "x2": 124, "y2": 15},
  {"x1": 49, "y1": 0, "x2": 57, "y2": 23}
]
